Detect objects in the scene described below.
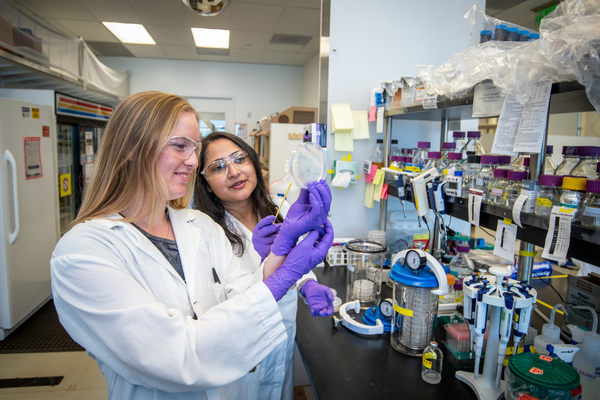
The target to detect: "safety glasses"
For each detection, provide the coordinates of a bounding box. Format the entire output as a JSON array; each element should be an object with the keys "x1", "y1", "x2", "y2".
[
  {"x1": 200, "y1": 150, "x2": 251, "y2": 180},
  {"x1": 166, "y1": 136, "x2": 202, "y2": 160}
]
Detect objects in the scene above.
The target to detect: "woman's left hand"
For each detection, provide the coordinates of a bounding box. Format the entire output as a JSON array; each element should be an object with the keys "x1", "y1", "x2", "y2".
[
  {"x1": 252, "y1": 215, "x2": 281, "y2": 260},
  {"x1": 300, "y1": 280, "x2": 334, "y2": 317}
]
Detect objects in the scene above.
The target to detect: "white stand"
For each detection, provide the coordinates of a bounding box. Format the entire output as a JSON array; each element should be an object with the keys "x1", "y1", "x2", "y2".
[{"x1": 455, "y1": 306, "x2": 506, "y2": 400}]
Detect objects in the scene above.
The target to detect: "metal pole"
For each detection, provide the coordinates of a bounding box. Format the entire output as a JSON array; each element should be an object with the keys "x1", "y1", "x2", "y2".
[{"x1": 380, "y1": 116, "x2": 390, "y2": 230}]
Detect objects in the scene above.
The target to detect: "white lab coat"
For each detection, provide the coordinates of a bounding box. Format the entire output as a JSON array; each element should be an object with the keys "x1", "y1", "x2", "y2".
[
  {"x1": 50, "y1": 207, "x2": 287, "y2": 400},
  {"x1": 224, "y1": 195, "x2": 315, "y2": 400}
]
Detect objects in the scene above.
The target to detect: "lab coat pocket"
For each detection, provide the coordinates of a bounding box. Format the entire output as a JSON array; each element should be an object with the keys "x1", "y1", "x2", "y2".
[{"x1": 204, "y1": 279, "x2": 227, "y2": 306}]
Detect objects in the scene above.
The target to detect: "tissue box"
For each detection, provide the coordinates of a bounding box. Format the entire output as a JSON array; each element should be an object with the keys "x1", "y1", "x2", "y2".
[{"x1": 565, "y1": 273, "x2": 600, "y2": 334}]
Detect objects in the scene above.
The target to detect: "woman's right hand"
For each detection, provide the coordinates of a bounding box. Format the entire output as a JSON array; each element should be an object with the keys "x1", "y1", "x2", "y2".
[
  {"x1": 271, "y1": 180, "x2": 332, "y2": 256},
  {"x1": 264, "y1": 220, "x2": 333, "y2": 301}
]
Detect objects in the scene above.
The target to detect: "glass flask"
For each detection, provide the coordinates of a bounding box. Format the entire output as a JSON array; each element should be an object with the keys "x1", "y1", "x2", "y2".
[
  {"x1": 345, "y1": 240, "x2": 387, "y2": 309},
  {"x1": 560, "y1": 177, "x2": 588, "y2": 222},
  {"x1": 422, "y1": 341, "x2": 443, "y2": 385},
  {"x1": 535, "y1": 175, "x2": 563, "y2": 218},
  {"x1": 582, "y1": 180, "x2": 600, "y2": 230}
]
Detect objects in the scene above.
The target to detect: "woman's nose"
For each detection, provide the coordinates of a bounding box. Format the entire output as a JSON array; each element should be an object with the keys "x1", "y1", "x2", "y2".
[{"x1": 227, "y1": 161, "x2": 241, "y2": 178}]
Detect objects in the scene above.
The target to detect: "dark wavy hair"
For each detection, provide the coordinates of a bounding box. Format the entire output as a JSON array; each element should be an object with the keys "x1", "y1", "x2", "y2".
[{"x1": 193, "y1": 131, "x2": 283, "y2": 256}]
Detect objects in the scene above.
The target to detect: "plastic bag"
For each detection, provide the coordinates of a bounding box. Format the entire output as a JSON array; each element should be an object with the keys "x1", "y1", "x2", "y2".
[{"x1": 464, "y1": 4, "x2": 533, "y2": 47}]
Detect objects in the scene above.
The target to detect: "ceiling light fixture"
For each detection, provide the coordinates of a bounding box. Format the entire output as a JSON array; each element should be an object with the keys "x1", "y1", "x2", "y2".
[
  {"x1": 102, "y1": 22, "x2": 155, "y2": 45},
  {"x1": 191, "y1": 28, "x2": 230, "y2": 49}
]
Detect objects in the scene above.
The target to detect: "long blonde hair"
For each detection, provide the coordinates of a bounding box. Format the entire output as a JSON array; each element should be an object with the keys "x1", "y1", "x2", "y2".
[{"x1": 72, "y1": 91, "x2": 198, "y2": 228}]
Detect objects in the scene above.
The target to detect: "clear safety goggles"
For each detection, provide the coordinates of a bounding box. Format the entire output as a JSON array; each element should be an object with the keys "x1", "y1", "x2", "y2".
[{"x1": 201, "y1": 150, "x2": 251, "y2": 180}]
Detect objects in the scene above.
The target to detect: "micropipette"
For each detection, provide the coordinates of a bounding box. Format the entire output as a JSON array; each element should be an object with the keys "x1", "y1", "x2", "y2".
[
  {"x1": 474, "y1": 282, "x2": 495, "y2": 380},
  {"x1": 496, "y1": 291, "x2": 514, "y2": 388},
  {"x1": 511, "y1": 286, "x2": 533, "y2": 356},
  {"x1": 463, "y1": 272, "x2": 482, "y2": 352}
]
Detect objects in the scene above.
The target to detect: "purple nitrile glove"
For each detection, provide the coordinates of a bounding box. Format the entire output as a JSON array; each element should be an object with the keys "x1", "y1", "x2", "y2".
[
  {"x1": 252, "y1": 215, "x2": 281, "y2": 261},
  {"x1": 264, "y1": 220, "x2": 334, "y2": 301},
  {"x1": 301, "y1": 280, "x2": 334, "y2": 317},
  {"x1": 271, "y1": 180, "x2": 332, "y2": 256}
]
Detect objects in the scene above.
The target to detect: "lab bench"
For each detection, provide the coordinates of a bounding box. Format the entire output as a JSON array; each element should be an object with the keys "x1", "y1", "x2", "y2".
[{"x1": 295, "y1": 264, "x2": 570, "y2": 400}]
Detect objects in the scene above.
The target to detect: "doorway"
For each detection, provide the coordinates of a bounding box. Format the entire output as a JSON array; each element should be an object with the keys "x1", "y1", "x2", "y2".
[{"x1": 186, "y1": 96, "x2": 235, "y2": 137}]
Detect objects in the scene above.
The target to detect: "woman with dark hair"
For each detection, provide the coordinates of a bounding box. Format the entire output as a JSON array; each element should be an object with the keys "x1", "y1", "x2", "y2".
[
  {"x1": 50, "y1": 92, "x2": 333, "y2": 400},
  {"x1": 193, "y1": 131, "x2": 334, "y2": 400}
]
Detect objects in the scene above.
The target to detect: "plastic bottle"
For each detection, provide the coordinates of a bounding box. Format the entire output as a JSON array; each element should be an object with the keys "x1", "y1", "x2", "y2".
[
  {"x1": 533, "y1": 304, "x2": 567, "y2": 355},
  {"x1": 518, "y1": 30, "x2": 530, "y2": 42},
  {"x1": 544, "y1": 145, "x2": 557, "y2": 175},
  {"x1": 441, "y1": 142, "x2": 456, "y2": 162},
  {"x1": 461, "y1": 131, "x2": 485, "y2": 155},
  {"x1": 493, "y1": 24, "x2": 508, "y2": 41},
  {"x1": 444, "y1": 153, "x2": 463, "y2": 181},
  {"x1": 480, "y1": 30, "x2": 492, "y2": 44},
  {"x1": 412, "y1": 142, "x2": 431, "y2": 172},
  {"x1": 422, "y1": 341, "x2": 443, "y2": 384},
  {"x1": 269, "y1": 160, "x2": 301, "y2": 204},
  {"x1": 582, "y1": 180, "x2": 600, "y2": 230},
  {"x1": 490, "y1": 168, "x2": 509, "y2": 206},
  {"x1": 448, "y1": 244, "x2": 474, "y2": 278},
  {"x1": 390, "y1": 139, "x2": 402, "y2": 167},
  {"x1": 506, "y1": 27, "x2": 519, "y2": 41},
  {"x1": 454, "y1": 279, "x2": 464, "y2": 304},
  {"x1": 475, "y1": 155, "x2": 498, "y2": 203},
  {"x1": 555, "y1": 146, "x2": 580, "y2": 176},
  {"x1": 528, "y1": 32, "x2": 540, "y2": 41},
  {"x1": 560, "y1": 177, "x2": 588, "y2": 222},
  {"x1": 570, "y1": 146, "x2": 600, "y2": 180},
  {"x1": 462, "y1": 154, "x2": 481, "y2": 198},
  {"x1": 371, "y1": 139, "x2": 384, "y2": 169},
  {"x1": 424, "y1": 151, "x2": 443, "y2": 175},
  {"x1": 571, "y1": 306, "x2": 600, "y2": 400},
  {"x1": 440, "y1": 274, "x2": 456, "y2": 304}
]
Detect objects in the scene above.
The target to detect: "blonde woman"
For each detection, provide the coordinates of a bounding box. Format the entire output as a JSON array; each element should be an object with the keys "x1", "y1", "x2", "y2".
[{"x1": 50, "y1": 91, "x2": 332, "y2": 400}]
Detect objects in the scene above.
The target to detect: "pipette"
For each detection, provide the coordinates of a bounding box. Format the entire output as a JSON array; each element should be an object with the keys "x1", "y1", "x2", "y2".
[
  {"x1": 474, "y1": 282, "x2": 494, "y2": 380},
  {"x1": 463, "y1": 272, "x2": 482, "y2": 352},
  {"x1": 273, "y1": 182, "x2": 293, "y2": 223},
  {"x1": 511, "y1": 285, "x2": 533, "y2": 355},
  {"x1": 496, "y1": 291, "x2": 514, "y2": 388}
]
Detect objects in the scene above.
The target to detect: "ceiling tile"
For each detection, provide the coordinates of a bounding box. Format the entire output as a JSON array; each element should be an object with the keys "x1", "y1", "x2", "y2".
[
  {"x1": 232, "y1": 3, "x2": 284, "y2": 32},
  {"x1": 227, "y1": 48, "x2": 272, "y2": 64},
  {"x1": 287, "y1": 0, "x2": 321, "y2": 8},
  {"x1": 124, "y1": 44, "x2": 167, "y2": 58},
  {"x1": 257, "y1": 50, "x2": 297, "y2": 65},
  {"x1": 86, "y1": 41, "x2": 135, "y2": 57},
  {"x1": 76, "y1": 0, "x2": 143, "y2": 23},
  {"x1": 274, "y1": 7, "x2": 320, "y2": 36},
  {"x1": 18, "y1": 1, "x2": 53, "y2": 19},
  {"x1": 55, "y1": 19, "x2": 120, "y2": 42},
  {"x1": 235, "y1": 0, "x2": 288, "y2": 5},
  {"x1": 129, "y1": 0, "x2": 187, "y2": 26},
  {"x1": 265, "y1": 42, "x2": 304, "y2": 52},
  {"x1": 161, "y1": 44, "x2": 199, "y2": 60},
  {"x1": 289, "y1": 52, "x2": 314, "y2": 66},
  {"x1": 20, "y1": 0, "x2": 95, "y2": 20},
  {"x1": 300, "y1": 35, "x2": 319, "y2": 54},
  {"x1": 230, "y1": 31, "x2": 271, "y2": 50},
  {"x1": 183, "y1": 5, "x2": 233, "y2": 30},
  {"x1": 146, "y1": 25, "x2": 195, "y2": 46}
]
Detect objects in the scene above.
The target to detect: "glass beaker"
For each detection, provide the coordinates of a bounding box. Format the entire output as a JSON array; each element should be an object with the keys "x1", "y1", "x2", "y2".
[
  {"x1": 389, "y1": 257, "x2": 444, "y2": 356},
  {"x1": 344, "y1": 240, "x2": 387, "y2": 310}
]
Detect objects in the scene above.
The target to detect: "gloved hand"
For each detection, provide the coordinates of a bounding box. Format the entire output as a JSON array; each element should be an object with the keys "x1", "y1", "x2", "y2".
[
  {"x1": 301, "y1": 280, "x2": 334, "y2": 317},
  {"x1": 252, "y1": 215, "x2": 281, "y2": 261},
  {"x1": 271, "y1": 180, "x2": 332, "y2": 256},
  {"x1": 264, "y1": 220, "x2": 334, "y2": 301}
]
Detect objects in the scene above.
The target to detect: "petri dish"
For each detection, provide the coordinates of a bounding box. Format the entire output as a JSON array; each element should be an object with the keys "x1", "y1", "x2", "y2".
[{"x1": 287, "y1": 142, "x2": 327, "y2": 189}]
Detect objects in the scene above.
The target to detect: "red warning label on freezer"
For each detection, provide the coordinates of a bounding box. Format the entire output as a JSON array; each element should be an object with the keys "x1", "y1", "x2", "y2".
[{"x1": 43, "y1": 126, "x2": 50, "y2": 137}]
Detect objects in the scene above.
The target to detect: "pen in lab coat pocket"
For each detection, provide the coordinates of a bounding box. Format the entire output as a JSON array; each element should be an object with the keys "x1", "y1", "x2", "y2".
[{"x1": 212, "y1": 267, "x2": 221, "y2": 284}]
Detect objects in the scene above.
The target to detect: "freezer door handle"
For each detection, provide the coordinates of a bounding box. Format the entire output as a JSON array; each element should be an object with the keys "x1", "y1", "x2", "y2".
[{"x1": 4, "y1": 150, "x2": 19, "y2": 244}]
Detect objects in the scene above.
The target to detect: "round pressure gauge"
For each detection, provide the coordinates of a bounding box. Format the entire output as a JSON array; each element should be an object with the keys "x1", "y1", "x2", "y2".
[
  {"x1": 405, "y1": 249, "x2": 427, "y2": 271},
  {"x1": 379, "y1": 298, "x2": 394, "y2": 319}
]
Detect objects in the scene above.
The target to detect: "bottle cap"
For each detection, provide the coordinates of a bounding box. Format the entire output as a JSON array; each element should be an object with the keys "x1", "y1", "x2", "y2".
[
  {"x1": 418, "y1": 141, "x2": 431, "y2": 149},
  {"x1": 376, "y1": 139, "x2": 383, "y2": 144},
  {"x1": 493, "y1": 168, "x2": 508, "y2": 178},
  {"x1": 566, "y1": 146, "x2": 579, "y2": 156},
  {"x1": 467, "y1": 154, "x2": 481, "y2": 164},
  {"x1": 498, "y1": 155, "x2": 512, "y2": 165},
  {"x1": 539, "y1": 174, "x2": 563, "y2": 187},
  {"x1": 586, "y1": 179, "x2": 600, "y2": 194},
  {"x1": 453, "y1": 131, "x2": 466, "y2": 138},
  {"x1": 442, "y1": 142, "x2": 456, "y2": 149},
  {"x1": 523, "y1": 157, "x2": 530, "y2": 167},
  {"x1": 597, "y1": 162, "x2": 600, "y2": 173},
  {"x1": 447, "y1": 274, "x2": 455, "y2": 285},
  {"x1": 518, "y1": 30, "x2": 529, "y2": 36},
  {"x1": 391, "y1": 139, "x2": 398, "y2": 144},
  {"x1": 546, "y1": 145, "x2": 553, "y2": 155},
  {"x1": 578, "y1": 146, "x2": 600, "y2": 157},
  {"x1": 480, "y1": 30, "x2": 492, "y2": 36},
  {"x1": 455, "y1": 171, "x2": 463, "y2": 177},
  {"x1": 447, "y1": 152, "x2": 462, "y2": 160},
  {"x1": 507, "y1": 27, "x2": 519, "y2": 33},
  {"x1": 529, "y1": 33, "x2": 540, "y2": 39},
  {"x1": 563, "y1": 176, "x2": 587, "y2": 191},
  {"x1": 454, "y1": 279, "x2": 463, "y2": 290},
  {"x1": 507, "y1": 170, "x2": 527, "y2": 181},
  {"x1": 456, "y1": 244, "x2": 470, "y2": 253},
  {"x1": 428, "y1": 151, "x2": 441, "y2": 159},
  {"x1": 481, "y1": 155, "x2": 498, "y2": 165},
  {"x1": 495, "y1": 24, "x2": 508, "y2": 30},
  {"x1": 467, "y1": 131, "x2": 481, "y2": 138}
]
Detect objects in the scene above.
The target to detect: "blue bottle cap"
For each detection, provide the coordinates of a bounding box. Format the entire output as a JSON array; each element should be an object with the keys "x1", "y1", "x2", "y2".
[
  {"x1": 529, "y1": 33, "x2": 540, "y2": 39},
  {"x1": 507, "y1": 27, "x2": 519, "y2": 33},
  {"x1": 480, "y1": 30, "x2": 493, "y2": 35},
  {"x1": 495, "y1": 24, "x2": 508, "y2": 30},
  {"x1": 518, "y1": 30, "x2": 529, "y2": 35}
]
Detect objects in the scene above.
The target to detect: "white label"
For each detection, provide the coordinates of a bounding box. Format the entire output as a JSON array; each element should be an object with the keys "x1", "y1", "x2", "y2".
[
  {"x1": 512, "y1": 194, "x2": 528, "y2": 228},
  {"x1": 85, "y1": 131, "x2": 94, "y2": 156},
  {"x1": 491, "y1": 188, "x2": 503, "y2": 196},
  {"x1": 347, "y1": 265, "x2": 355, "y2": 272},
  {"x1": 542, "y1": 206, "x2": 575, "y2": 263},
  {"x1": 476, "y1": 178, "x2": 484, "y2": 187},
  {"x1": 422, "y1": 94, "x2": 438, "y2": 110},
  {"x1": 583, "y1": 205, "x2": 600, "y2": 217},
  {"x1": 472, "y1": 82, "x2": 506, "y2": 118},
  {"x1": 494, "y1": 220, "x2": 518, "y2": 262},
  {"x1": 521, "y1": 188, "x2": 539, "y2": 214},
  {"x1": 468, "y1": 189, "x2": 484, "y2": 226},
  {"x1": 376, "y1": 106, "x2": 384, "y2": 133},
  {"x1": 364, "y1": 159, "x2": 372, "y2": 173}
]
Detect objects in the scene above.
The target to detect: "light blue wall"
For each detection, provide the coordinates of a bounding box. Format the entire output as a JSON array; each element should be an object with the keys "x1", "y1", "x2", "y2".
[{"x1": 326, "y1": 0, "x2": 485, "y2": 238}]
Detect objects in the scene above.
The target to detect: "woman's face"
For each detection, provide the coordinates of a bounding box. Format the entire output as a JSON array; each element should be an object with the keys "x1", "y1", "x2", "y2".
[
  {"x1": 203, "y1": 138, "x2": 257, "y2": 206},
  {"x1": 156, "y1": 112, "x2": 200, "y2": 201}
]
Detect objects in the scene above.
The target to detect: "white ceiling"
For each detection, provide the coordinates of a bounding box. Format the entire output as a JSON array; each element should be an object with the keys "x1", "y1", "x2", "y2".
[{"x1": 12, "y1": 0, "x2": 321, "y2": 66}]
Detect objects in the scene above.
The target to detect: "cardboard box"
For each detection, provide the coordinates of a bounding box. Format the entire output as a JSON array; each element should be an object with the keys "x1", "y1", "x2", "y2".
[
  {"x1": 13, "y1": 27, "x2": 42, "y2": 53},
  {"x1": 272, "y1": 107, "x2": 317, "y2": 125},
  {"x1": 565, "y1": 273, "x2": 600, "y2": 334},
  {"x1": 0, "y1": 15, "x2": 13, "y2": 46}
]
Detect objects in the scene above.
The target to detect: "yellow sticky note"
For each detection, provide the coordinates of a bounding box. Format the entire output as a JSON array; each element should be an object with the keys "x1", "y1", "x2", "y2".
[
  {"x1": 503, "y1": 218, "x2": 512, "y2": 225},
  {"x1": 331, "y1": 103, "x2": 354, "y2": 131},
  {"x1": 364, "y1": 182, "x2": 375, "y2": 208},
  {"x1": 334, "y1": 130, "x2": 354, "y2": 152},
  {"x1": 374, "y1": 181, "x2": 384, "y2": 202},
  {"x1": 372, "y1": 170, "x2": 384, "y2": 185},
  {"x1": 350, "y1": 110, "x2": 369, "y2": 140}
]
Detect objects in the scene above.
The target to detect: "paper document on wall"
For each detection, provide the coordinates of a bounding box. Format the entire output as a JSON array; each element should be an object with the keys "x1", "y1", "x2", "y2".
[
  {"x1": 491, "y1": 95, "x2": 522, "y2": 156},
  {"x1": 365, "y1": 183, "x2": 375, "y2": 208},
  {"x1": 351, "y1": 111, "x2": 369, "y2": 140},
  {"x1": 335, "y1": 131, "x2": 354, "y2": 152},
  {"x1": 472, "y1": 82, "x2": 505, "y2": 118},
  {"x1": 512, "y1": 79, "x2": 553, "y2": 153},
  {"x1": 331, "y1": 103, "x2": 354, "y2": 131}
]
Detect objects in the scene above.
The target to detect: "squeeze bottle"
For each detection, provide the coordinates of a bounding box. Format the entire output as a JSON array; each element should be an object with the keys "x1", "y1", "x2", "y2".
[
  {"x1": 533, "y1": 304, "x2": 567, "y2": 355},
  {"x1": 572, "y1": 306, "x2": 600, "y2": 400}
]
